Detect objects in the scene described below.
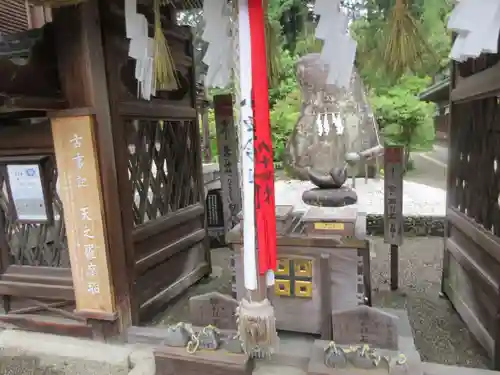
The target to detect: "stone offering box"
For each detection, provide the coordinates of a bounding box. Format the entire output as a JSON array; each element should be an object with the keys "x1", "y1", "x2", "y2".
[
  {"x1": 236, "y1": 205, "x2": 295, "y2": 236},
  {"x1": 228, "y1": 205, "x2": 372, "y2": 338}
]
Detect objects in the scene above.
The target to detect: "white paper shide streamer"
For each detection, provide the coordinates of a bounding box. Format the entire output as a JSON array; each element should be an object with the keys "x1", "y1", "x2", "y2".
[
  {"x1": 314, "y1": 0, "x2": 357, "y2": 89},
  {"x1": 125, "y1": 0, "x2": 156, "y2": 100},
  {"x1": 447, "y1": 0, "x2": 500, "y2": 62},
  {"x1": 202, "y1": 0, "x2": 233, "y2": 89}
]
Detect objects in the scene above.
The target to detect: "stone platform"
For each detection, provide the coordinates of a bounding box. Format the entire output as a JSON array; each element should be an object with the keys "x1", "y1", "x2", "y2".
[{"x1": 275, "y1": 179, "x2": 446, "y2": 237}]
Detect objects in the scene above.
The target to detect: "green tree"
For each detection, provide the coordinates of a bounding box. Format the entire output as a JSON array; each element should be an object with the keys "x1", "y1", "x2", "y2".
[{"x1": 370, "y1": 75, "x2": 436, "y2": 168}]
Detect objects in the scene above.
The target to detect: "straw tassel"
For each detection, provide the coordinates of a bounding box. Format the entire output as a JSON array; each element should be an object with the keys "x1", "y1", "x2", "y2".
[
  {"x1": 236, "y1": 298, "x2": 278, "y2": 358},
  {"x1": 154, "y1": 0, "x2": 179, "y2": 91}
]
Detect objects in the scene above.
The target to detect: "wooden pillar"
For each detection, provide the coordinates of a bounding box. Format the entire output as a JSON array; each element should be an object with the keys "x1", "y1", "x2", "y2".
[
  {"x1": 201, "y1": 105, "x2": 212, "y2": 163},
  {"x1": 214, "y1": 95, "x2": 241, "y2": 235},
  {"x1": 51, "y1": 0, "x2": 133, "y2": 339}
]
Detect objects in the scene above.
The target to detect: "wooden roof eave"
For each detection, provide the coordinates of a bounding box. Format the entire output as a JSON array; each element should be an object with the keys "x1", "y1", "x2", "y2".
[{"x1": 418, "y1": 78, "x2": 450, "y2": 103}]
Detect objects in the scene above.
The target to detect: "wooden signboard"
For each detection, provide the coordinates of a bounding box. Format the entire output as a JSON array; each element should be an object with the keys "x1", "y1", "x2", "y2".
[
  {"x1": 214, "y1": 95, "x2": 242, "y2": 235},
  {"x1": 51, "y1": 115, "x2": 115, "y2": 317},
  {"x1": 384, "y1": 146, "x2": 404, "y2": 246}
]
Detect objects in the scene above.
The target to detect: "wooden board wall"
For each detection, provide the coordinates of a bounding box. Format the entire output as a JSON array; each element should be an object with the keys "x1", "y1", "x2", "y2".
[{"x1": 443, "y1": 46, "x2": 500, "y2": 370}]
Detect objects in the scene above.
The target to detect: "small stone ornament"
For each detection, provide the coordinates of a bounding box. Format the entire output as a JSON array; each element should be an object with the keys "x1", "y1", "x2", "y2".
[
  {"x1": 324, "y1": 342, "x2": 348, "y2": 368},
  {"x1": 324, "y1": 342, "x2": 409, "y2": 372},
  {"x1": 197, "y1": 325, "x2": 221, "y2": 350},
  {"x1": 162, "y1": 322, "x2": 192, "y2": 347},
  {"x1": 186, "y1": 325, "x2": 222, "y2": 354},
  {"x1": 345, "y1": 344, "x2": 383, "y2": 369}
]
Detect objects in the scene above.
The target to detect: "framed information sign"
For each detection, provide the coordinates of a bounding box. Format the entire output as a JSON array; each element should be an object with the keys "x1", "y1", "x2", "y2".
[{"x1": 1, "y1": 155, "x2": 53, "y2": 224}]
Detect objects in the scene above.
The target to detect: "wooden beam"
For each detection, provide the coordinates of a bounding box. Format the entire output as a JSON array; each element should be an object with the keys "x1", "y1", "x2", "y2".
[
  {"x1": 447, "y1": 207, "x2": 500, "y2": 265},
  {"x1": 0, "y1": 121, "x2": 53, "y2": 150},
  {"x1": 451, "y1": 62, "x2": 500, "y2": 104},
  {"x1": 118, "y1": 101, "x2": 196, "y2": 119},
  {"x1": 0, "y1": 24, "x2": 61, "y2": 100},
  {"x1": 0, "y1": 95, "x2": 67, "y2": 113}
]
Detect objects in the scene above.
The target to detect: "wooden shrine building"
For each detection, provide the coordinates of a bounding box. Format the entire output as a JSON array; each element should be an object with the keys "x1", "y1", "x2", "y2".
[
  {"x1": 419, "y1": 70, "x2": 450, "y2": 144},
  {"x1": 443, "y1": 38, "x2": 500, "y2": 369},
  {"x1": 0, "y1": 0, "x2": 209, "y2": 340}
]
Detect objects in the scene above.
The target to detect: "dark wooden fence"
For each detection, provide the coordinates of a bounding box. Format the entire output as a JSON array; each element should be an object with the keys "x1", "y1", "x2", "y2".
[{"x1": 443, "y1": 43, "x2": 500, "y2": 369}]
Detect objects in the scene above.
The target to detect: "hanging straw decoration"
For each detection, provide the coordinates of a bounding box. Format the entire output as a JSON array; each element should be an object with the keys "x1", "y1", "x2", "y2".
[
  {"x1": 382, "y1": 0, "x2": 435, "y2": 77},
  {"x1": 153, "y1": 0, "x2": 179, "y2": 91},
  {"x1": 263, "y1": 0, "x2": 281, "y2": 89}
]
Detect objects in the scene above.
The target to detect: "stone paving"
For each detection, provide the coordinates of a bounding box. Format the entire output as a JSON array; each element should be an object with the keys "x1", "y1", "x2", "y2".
[{"x1": 274, "y1": 178, "x2": 446, "y2": 216}]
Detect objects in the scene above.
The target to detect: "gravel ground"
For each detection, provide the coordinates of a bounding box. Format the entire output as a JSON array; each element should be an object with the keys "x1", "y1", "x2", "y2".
[
  {"x1": 274, "y1": 179, "x2": 446, "y2": 216},
  {"x1": 151, "y1": 236, "x2": 490, "y2": 369},
  {"x1": 369, "y1": 237, "x2": 489, "y2": 368}
]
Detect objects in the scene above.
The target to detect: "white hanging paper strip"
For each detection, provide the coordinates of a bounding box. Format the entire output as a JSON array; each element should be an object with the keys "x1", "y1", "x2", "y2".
[
  {"x1": 314, "y1": 0, "x2": 340, "y2": 16},
  {"x1": 124, "y1": 0, "x2": 154, "y2": 100},
  {"x1": 202, "y1": 0, "x2": 232, "y2": 89},
  {"x1": 315, "y1": 6, "x2": 346, "y2": 40},
  {"x1": 237, "y1": 0, "x2": 257, "y2": 291},
  {"x1": 125, "y1": 0, "x2": 138, "y2": 38},
  {"x1": 336, "y1": 36, "x2": 357, "y2": 89},
  {"x1": 314, "y1": 0, "x2": 356, "y2": 89},
  {"x1": 202, "y1": 0, "x2": 225, "y2": 40},
  {"x1": 447, "y1": 0, "x2": 500, "y2": 61}
]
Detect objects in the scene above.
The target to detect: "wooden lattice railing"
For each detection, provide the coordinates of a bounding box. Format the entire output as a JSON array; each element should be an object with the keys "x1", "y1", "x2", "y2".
[
  {"x1": 0, "y1": 159, "x2": 69, "y2": 267},
  {"x1": 125, "y1": 118, "x2": 202, "y2": 226}
]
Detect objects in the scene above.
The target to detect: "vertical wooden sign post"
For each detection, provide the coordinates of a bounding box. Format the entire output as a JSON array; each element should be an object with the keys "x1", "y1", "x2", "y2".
[
  {"x1": 384, "y1": 146, "x2": 404, "y2": 291},
  {"x1": 51, "y1": 114, "x2": 116, "y2": 319},
  {"x1": 214, "y1": 94, "x2": 242, "y2": 235}
]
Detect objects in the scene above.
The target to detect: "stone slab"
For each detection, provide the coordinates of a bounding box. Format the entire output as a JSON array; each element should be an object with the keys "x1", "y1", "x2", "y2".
[
  {"x1": 189, "y1": 292, "x2": 238, "y2": 330},
  {"x1": 0, "y1": 330, "x2": 153, "y2": 375},
  {"x1": 332, "y1": 306, "x2": 399, "y2": 350}
]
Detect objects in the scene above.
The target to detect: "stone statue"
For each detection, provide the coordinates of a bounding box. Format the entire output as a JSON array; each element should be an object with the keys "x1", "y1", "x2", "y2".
[
  {"x1": 284, "y1": 53, "x2": 381, "y2": 181},
  {"x1": 281, "y1": 53, "x2": 382, "y2": 207}
]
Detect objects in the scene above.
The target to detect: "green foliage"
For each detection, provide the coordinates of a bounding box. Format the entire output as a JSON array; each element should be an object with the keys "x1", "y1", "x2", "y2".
[
  {"x1": 369, "y1": 75, "x2": 436, "y2": 167},
  {"x1": 270, "y1": 89, "x2": 302, "y2": 161},
  {"x1": 350, "y1": 0, "x2": 451, "y2": 169},
  {"x1": 202, "y1": 0, "x2": 450, "y2": 167},
  {"x1": 352, "y1": 0, "x2": 452, "y2": 85}
]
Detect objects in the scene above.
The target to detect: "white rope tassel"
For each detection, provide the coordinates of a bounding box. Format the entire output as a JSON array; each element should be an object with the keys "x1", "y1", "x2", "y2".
[
  {"x1": 236, "y1": 298, "x2": 278, "y2": 358},
  {"x1": 238, "y1": 0, "x2": 257, "y2": 291}
]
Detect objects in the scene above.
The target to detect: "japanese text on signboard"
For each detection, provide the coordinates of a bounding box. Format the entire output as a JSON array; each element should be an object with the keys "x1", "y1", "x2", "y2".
[
  {"x1": 384, "y1": 147, "x2": 403, "y2": 245},
  {"x1": 69, "y1": 133, "x2": 100, "y2": 296}
]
